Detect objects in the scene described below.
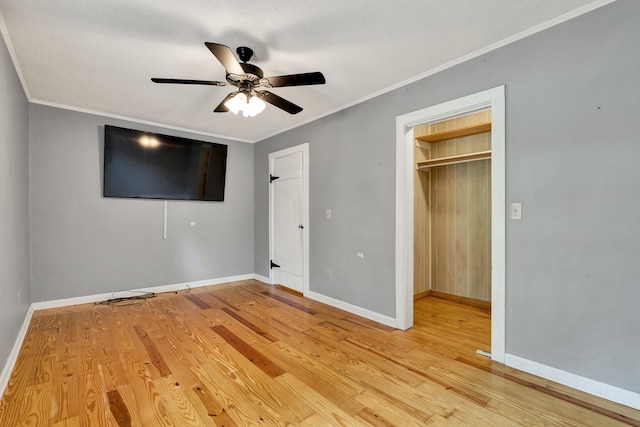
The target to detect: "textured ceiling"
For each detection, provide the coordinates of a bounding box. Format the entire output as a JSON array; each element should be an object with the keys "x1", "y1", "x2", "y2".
[{"x1": 0, "y1": 0, "x2": 613, "y2": 142}]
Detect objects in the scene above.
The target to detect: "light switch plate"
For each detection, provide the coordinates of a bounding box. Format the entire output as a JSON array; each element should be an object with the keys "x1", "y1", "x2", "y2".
[{"x1": 510, "y1": 202, "x2": 523, "y2": 220}]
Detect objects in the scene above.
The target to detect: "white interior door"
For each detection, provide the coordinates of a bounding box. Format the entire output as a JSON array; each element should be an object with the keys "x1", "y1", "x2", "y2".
[{"x1": 269, "y1": 145, "x2": 308, "y2": 293}]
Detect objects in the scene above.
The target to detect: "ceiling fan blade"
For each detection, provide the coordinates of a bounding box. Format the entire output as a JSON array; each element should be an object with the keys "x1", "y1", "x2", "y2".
[
  {"x1": 263, "y1": 72, "x2": 326, "y2": 88},
  {"x1": 205, "y1": 42, "x2": 244, "y2": 76},
  {"x1": 151, "y1": 78, "x2": 226, "y2": 86},
  {"x1": 256, "y1": 91, "x2": 303, "y2": 114},
  {"x1": 213, "y1": 92, "x2": 238, "y2": 113}
]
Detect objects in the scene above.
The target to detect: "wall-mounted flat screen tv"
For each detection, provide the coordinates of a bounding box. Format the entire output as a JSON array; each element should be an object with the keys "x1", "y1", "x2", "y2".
[{"x1": 103, "y1": 125, "x2": 227, "y2": 201}]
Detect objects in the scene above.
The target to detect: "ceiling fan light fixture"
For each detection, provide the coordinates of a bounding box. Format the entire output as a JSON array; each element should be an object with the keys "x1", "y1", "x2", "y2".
[
  {"x1": 245, "y1": 95, "x2": 266, "y2": 117},
  {"x1": 224, "y1": 92, "x2": 247, "y2": 114},
  {"x1": 224, "y1": 92, "x2": 266, "y2": 117}
]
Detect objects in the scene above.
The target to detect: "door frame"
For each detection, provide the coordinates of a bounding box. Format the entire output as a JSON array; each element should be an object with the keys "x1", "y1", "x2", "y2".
[
  {"x1": 268, "y1": 143, "x2": 310, "y2": 294},
  {"x1": 395, "y1": 85, "x2": 506, "y2": 363}
]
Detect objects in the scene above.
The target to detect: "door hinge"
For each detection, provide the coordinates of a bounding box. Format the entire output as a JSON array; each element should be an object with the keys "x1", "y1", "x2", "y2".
[
  {"x1": 270, "y1": 260, "x2": 281, "y2": 269},
  {"x1": 270, "y1": 174, "x2": 280, "y2": 183}
]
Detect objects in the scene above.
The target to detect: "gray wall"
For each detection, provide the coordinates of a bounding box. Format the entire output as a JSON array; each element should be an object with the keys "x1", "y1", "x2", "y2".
[
  {"x1": 0, "y1": 36, "x2": 30, "y2": 367},
  {"x1": 255, "y1": 1, "x2": 640, "y2": 393},
  {"x1": 30, "y1": 105, "x2": 254, "y2": 301}
]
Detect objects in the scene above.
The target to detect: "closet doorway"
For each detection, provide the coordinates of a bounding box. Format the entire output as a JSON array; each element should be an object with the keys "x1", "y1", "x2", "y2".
[
  {"x1": 414, "y1": 111, "x2": 492, "y2": 304},
  {"x1": 395, "y1": 86, "x2": 505, "y2": 362},
  {"x1": 413, "y1": 110, "x2": 492, "y2": 351}
]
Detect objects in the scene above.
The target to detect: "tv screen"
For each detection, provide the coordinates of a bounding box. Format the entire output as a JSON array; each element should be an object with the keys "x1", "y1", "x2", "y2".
[{"x1": 103, "y1": 125, "x2": 227, "y2": 201}]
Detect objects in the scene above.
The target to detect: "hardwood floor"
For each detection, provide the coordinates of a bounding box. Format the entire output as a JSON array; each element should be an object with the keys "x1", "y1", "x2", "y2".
[{"x1": 1, "y1": 280, "x2": 638, "y2": 426}]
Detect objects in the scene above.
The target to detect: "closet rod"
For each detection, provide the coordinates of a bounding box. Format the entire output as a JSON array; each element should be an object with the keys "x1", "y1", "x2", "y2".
[{"x1": 417, "y1": 150, "x2": 491, "y2": 170}]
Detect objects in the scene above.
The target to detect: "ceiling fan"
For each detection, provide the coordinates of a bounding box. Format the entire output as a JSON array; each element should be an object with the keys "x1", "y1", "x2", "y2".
[{"x1": 151, "y1": 42, "x2": 326, "y2": 117}]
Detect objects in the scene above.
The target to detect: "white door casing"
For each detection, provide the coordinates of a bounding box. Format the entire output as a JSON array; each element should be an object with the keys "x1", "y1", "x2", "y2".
[
  {"x1": 395, "y1": 86, "x2": 506, "y2": 363},
  {"x1": 269, "y1": 143, "x2": 310, "y2": 293}
]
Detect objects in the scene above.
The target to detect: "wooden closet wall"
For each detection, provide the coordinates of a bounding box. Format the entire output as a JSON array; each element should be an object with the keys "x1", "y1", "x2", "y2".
[{"x1": 413, "y1": 110, "x2": 492, "y2": 302}]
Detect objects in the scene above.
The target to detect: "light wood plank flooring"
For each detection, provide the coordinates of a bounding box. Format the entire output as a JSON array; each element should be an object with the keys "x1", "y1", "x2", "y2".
[{"x1": 1, "y1": 280, "x2": 638, "y2": 426}]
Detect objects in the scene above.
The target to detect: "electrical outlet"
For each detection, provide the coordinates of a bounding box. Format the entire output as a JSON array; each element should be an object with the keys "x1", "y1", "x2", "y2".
[
  {"x1": 17, "y1": 289, "x2": 20, "y2": 305},
  {"x1": 202, "y1": 256, "x2": 208, "y2": 265},
  {"x1": 325, "y1": 267, "x2": 332, "y2": 278},
  {"x1": 325, "y1": 209, "x2": 332, "y2": 220}
]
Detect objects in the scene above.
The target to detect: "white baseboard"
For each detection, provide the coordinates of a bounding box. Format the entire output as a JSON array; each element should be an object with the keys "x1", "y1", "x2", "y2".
[
  {"x1": 0, "y1": 305, "x2": 35, "y2": 398},
  {"x1": 505, "y1": 353, "x2": 640, "y2": 411},
  {"x1": 253, "y1": 274, "x2": 272, "y2": 285},
  {"x1": 304, "y1": 290, "x2": 396, "y2": 328},
  {"x1": 31, "y1": 274, "x2": 256, "y2": 311}
]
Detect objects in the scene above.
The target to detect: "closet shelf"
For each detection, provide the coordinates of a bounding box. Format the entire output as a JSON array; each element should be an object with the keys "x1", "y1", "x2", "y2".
[
  {"x1": 417, "y1": 150, "x2": 492, "y2": 170},
  {"x1": 415, "y1": 121, "x2": 491, "y2": 143}
]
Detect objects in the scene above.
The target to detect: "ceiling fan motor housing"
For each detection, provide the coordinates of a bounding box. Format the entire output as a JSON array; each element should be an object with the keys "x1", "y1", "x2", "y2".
[{"x1": 227, "y1": 62, "x2": 264, "y2": 85}]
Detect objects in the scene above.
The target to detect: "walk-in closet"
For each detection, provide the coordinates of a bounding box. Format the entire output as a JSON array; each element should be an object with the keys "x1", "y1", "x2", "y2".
[{"x1": 413, "y1": 110, "x2": 492, "y2": 310}]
